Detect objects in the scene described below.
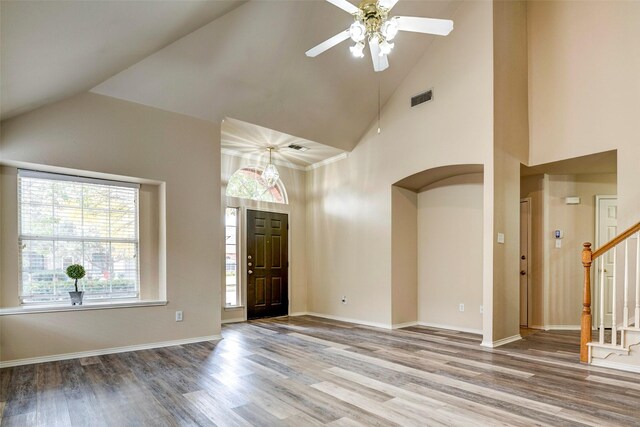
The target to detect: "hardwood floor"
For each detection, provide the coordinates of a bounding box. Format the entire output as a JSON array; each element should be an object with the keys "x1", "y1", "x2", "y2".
[{"x1": 2, "y1": 315, "x2": 640, "y2": 426}]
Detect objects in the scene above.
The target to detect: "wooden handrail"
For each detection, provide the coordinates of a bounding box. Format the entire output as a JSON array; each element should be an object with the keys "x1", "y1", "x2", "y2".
[
  {"x1": 592, "y1": 222, "x2": 640, "y2": 260},
  {"x1": 580, "y1": 221, "x2": 640, "y2": 363}
]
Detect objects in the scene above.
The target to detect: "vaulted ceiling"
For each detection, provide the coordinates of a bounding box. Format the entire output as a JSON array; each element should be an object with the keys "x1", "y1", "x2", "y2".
[{"x1": 1, "y1": 0, "x2": 460, "y2": 151}]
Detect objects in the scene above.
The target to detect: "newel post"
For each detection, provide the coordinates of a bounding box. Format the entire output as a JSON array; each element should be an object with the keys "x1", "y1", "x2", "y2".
[{"x1": 581, "y1": 243, "x2": 593, "y2": 363}]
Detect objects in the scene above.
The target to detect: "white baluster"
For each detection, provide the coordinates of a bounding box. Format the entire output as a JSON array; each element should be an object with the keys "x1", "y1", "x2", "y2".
[
  {"x1": 636, "y1": 232, "x2": 640, "y2": 328},
  {"x1": 624, "y1": 240, "x2": 629, "y2": 329},
  {"x1": 600, "y1": 256, "x2": 605, "y2": 344},
  {"x1": 612, "y1": 246, "x2": 617, "y2": 346}
]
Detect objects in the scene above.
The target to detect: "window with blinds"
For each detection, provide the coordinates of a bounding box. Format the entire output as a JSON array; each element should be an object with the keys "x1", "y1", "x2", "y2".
[{"x1": 18, "y1": 170, "x2": 140, "y2": 304}]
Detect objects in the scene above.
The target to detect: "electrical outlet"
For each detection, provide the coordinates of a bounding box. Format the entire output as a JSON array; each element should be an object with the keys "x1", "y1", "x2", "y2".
[
  {"x1": 480, "y1": 305, "x2": 483, "y2": 314},
  {"x1": 459, "y1": 304, "x2": 465, "y2": 312},
  {"x1": 175, "y1": 311, "x2": 183, "y2": 322},
  {"x1": 341, "y1": 296, "x2": 347, "y2": 304}
]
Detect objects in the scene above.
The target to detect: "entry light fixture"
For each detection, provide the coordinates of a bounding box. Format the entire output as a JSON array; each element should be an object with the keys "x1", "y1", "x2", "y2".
[{"x1": 261, "y1": 147, "x2": 280, "y2": 188}]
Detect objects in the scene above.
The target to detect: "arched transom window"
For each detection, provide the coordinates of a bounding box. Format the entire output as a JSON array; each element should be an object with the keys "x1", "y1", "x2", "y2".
[{"x1": 226, "y1": 167, "x2": 287, "y2": 204}]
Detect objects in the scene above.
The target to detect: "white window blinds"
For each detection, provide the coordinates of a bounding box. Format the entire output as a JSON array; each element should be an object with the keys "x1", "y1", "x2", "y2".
[{"x1": 18, "y1": 170, "x2": 140, "y2": 303}]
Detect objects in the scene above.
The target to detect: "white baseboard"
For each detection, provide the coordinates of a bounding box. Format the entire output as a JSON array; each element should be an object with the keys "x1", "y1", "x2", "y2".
[
  {"x1": 289, "y1": 311, "x2": 309, "y2": 317},
  {"x1": 590, "y1": 358, "x2": 640, "y2": 374},
  {"x1": 481, "y1": 334, "x2": 522, "y2": 348},
  {"x1": 392, "y1": 321, "x2": 419, "y2": 329},
  {"x1": 303, "y1": 312, "x2": 392, "y2": 330},
  {"x1": 416, "y1": 321, "x2": 482, "y2": 335},
  {"x1": 221, "y1": 317, "x2": 245, "y2": 324},
  {"x1": 544, "y1": 325, "x2": 581, "y2": 331},
  {"x1": 0, "y1": 335, "x2": 222, "y2": 368}
]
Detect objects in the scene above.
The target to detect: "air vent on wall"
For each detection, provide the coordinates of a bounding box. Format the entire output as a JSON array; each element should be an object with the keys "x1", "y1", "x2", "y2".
[
  {"x1": 287, "y1": 144, "x2": 309, "y2": 152},
  {"x1": 411, "y1": 89, "x2": 433, "y2": 107}
]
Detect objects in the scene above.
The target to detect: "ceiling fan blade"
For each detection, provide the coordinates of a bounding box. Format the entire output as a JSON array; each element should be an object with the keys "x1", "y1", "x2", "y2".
[
  {"x1": 326, "y1": 0, "x2": 359, "y2": 15},
  {"x1": 379, "y1": 0, "x2": 400, "y2": 11},
  {"x1": 369, "y1": 38, "x2": 389, "y2": 72},
  {"x1": 305, "y1": 29, "x2": 351, "y2": 57},
  {"x1": 395, "y1": 16, "x2": 454, "y2": 36}
]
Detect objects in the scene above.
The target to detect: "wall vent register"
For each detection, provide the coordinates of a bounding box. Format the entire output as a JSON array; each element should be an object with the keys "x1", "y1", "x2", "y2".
[{"x1": 411, "y1": 89, "x2": 433, "y2": 107}]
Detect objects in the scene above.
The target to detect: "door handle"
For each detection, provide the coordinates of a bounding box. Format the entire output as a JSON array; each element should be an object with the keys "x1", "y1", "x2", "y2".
[
  {"x1": 248, "y1": 270, "x2": 253, "y2": 275},
  {"x1": 520, "y1": 270, "x2": 526, "y2": 276}
]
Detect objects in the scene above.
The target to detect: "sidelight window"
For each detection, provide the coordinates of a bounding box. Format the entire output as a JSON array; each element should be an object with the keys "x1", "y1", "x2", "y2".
[{"x1": 225, "y1": 207, "x2": 240, "y2": 306}]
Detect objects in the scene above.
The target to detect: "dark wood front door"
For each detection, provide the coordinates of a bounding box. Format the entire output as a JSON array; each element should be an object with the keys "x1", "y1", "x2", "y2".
[{"x1": 246, "y1": 210, "x2": 288, "y2": 319}]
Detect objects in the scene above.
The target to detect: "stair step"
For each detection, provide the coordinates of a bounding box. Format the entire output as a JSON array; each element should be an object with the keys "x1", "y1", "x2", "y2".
[{"x1": 588, "y1": 342, "x2": 630, "y2": 360}]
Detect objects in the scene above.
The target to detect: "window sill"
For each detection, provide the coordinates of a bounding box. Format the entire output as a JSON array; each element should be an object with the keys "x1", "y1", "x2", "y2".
[
  {"x1": 224, "y1": 305, "x2": 245, "y2": 311},
  {"x1": 0, "y1": 300, "x2": 168, "y2": 316}
]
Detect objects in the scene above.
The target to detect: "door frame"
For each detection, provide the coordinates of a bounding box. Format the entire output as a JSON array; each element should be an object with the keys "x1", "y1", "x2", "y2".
[
  {"x1": 594, "y1": 195, "x2": 617, "y2": 328},
  {"x1": 228, "y1": 203, "x2": 292, "y2": 321},
  {"x1": 520, "y1": 198, "x2": 533, "y2": 327}
]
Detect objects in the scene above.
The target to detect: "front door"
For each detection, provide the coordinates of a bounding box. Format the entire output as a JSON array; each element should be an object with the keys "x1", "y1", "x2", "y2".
[{"x1": 246, "y1": 210, "x2": 288, "y2": 319}]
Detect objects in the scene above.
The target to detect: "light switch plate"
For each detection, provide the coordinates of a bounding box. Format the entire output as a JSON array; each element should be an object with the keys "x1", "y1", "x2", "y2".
[
  {"x1": 497, "y1": 233, "x2": 505, "y2": 244},
  {"x1": 555, "y1": 239, "x2": 562, "y2": 248}
]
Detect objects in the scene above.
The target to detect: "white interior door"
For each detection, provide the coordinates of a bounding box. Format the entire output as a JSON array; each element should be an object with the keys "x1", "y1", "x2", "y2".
[
  {"x1": 597, "y1": 196, "x2": 617, "y2": 328},
  {"x1": 520, "y1": 200, "x2": 530, "y2": 327}
]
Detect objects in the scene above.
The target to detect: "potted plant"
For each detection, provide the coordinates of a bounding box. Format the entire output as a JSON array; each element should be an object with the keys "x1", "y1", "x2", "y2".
[{"x1": 66, "y1": 264, "x2": 86, "y2": 305}]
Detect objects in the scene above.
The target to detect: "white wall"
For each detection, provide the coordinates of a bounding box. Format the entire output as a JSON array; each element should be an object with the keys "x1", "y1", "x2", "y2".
[
  {"x1": 306, "y1": 0, "x2": 495, "y2": 330},
  {"x1": 220, "y1": 153, "x2": 307, "y2": 322},
  {"x1": 417, "y1": 173, "x2": 484, "y2": 333},
  {"x1": 0, "y1": 92, "x2": 221, "y2": 362}
]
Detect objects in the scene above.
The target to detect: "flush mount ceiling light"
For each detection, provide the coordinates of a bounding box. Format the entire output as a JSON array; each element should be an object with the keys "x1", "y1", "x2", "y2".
[
  {"x1": 261, "y1": 147, "x2": 280, "y2": 188},
  {"x1": 306, "y1": 0, "x2": 454, "y2": 72}
]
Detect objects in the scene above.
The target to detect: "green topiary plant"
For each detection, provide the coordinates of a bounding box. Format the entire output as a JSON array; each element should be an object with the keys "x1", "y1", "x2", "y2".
[{"x1": 66, "y1": 264, "x2": 86, "y2": 293}]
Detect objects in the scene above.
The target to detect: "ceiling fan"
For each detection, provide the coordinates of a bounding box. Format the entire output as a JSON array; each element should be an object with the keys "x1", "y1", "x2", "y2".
[{"x1": 305, "y1": 0, "x2": 454, "y2": 72}]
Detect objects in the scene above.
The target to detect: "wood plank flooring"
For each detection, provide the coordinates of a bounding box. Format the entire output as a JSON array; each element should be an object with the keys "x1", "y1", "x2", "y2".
[{"x1": 2, "y1": 315, "x2": 640, "y2": 426}]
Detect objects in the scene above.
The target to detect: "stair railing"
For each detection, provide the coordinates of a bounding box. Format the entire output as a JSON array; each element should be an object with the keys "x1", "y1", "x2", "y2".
[{"x1": 581, "y1": 221, "x2": 640, "y2": 362}]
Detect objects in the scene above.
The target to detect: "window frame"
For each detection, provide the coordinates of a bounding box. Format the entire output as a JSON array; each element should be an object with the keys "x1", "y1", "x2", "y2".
[
  {"x1": 225, "y1": 206, "x2": 241, "y2": 307},
  {"x1": 17, "y1": 169, "x2": 141, "y2": 305},
  {"x1": 225, "y1": 166, "x2": 288, "y2": 205}
]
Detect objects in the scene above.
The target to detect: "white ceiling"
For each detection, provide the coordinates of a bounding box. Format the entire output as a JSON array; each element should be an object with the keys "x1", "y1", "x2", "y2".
[
  {"x1": 222, "y1": 117, "x2": 345, "y2": 169},
  {"x1": 0, "y1": 0, "x2": 245, "y2": 120},
  {"x1": 1, "y1": 0, "x2": 460, "y2": 151}
]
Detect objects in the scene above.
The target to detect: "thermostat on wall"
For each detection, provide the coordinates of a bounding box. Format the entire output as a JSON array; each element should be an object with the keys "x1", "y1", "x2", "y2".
[
  {"x1": 565, "y1": 197, "x2": 581, "y2": 205},
  {"x1": 554, "y1": 229, "x2": 563, "y2": 239}
]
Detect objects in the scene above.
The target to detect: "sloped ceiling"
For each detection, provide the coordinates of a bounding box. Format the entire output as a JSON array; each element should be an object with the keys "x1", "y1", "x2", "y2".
[
  {"x1": 0, "y1": 0, "x2": 246, "y2": 120},
  {"x1": 2, "y1": 0, "x2": 460, "y2": 151}
]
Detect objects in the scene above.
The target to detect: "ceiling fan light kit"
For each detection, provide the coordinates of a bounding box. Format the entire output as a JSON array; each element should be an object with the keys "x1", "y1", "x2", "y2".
[{"x1": 306, "y1": 0, "x2": 454, "y2": 72}]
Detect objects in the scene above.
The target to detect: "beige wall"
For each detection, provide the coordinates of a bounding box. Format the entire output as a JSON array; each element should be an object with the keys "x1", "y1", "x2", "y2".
[
  {"x1": 306, "y1": 0, "x2": 495, "y2": 330},
  {"x1": 521, "y1": 174, "x2": 545, "y2": 328},
  {"x1": 547, "y1": 174, "x2": 616, "y2": 327},
  {"x1": 0, "y1": 92, "x2": 221, "y2": 362},
  {"x1": 391, "y1": 186, "x2": 417, "y2": 326},
  {"x1": 0, "y1": 166, "x2": 161, "y2": 307},
  {"x1": 220, "y1": 153, "x2": 307, "y2": 322},
  {"x1": 491, "y1": 0, "x2": 529, "y2": 342},
  {"x1": 417, "y1": 174, "x2": 484, "y2": 333},
  {"x1": 521, "y1": 173, "x2": 617, "y2": 328},
  {"x1": 528, "y1": 0, "x2": 640, "y2": 228}
]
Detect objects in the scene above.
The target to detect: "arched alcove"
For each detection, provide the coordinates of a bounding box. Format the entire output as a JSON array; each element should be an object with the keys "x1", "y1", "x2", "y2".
[{"x1": 391, "y1": 164, "x2": 485, "y2": 333}]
